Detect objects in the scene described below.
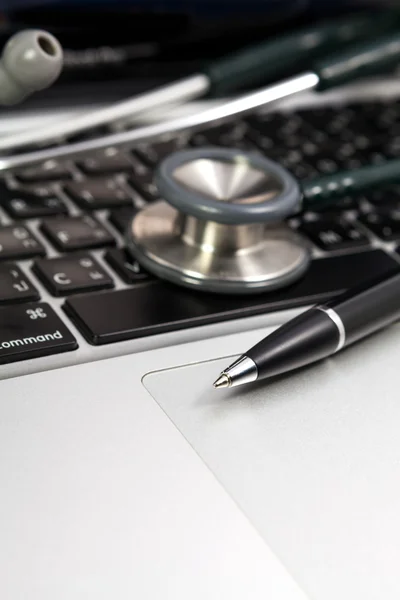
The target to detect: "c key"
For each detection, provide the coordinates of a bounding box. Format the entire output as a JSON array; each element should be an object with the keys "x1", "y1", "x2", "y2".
[{"x1": 33, "y1": 254, "x2": 114, "y2": 296}]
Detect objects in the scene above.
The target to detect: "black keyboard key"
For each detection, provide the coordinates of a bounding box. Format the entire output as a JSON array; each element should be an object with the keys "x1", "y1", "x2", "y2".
[
  {"x1": 299, "y1": 219, "x2": 369, "y2": 251},
  {"x1": 0, "y1": 302, "x2": 77, "y2": 364},
  {"x1": 375, "y1": 104, "x2": 400, "y2": 129},
  {"x1": 64, "y1": 179, "x2": 132, "y2": 209},
  {"x1": 366, "y1": 187, "x2": 400, "y2": 208},
  {"x1": 134, "y1": 139, "x2": 186, "y2": 167},
  {"x1": 189, "y1": 123, "x2": 247, "y2": 147},
  {"x1": 320, "y1": 195, "x2": 361, "y2": 212},
  {"x1": 246, "y1": 113, "x2": 287, "y2": 139},
  {"x1": 338, "y1": 156, "x2": 366, "y2": 171},
  {"x1": 276, "y1": 115, "x2": 310, "y2": 138},
  {"x1": 296, "y1": 108, "x2": 337, "y2": 128},
  {"x1": 105, "y1": 248, "x2": 150, "y2": 284},
  {"x1": 16, "y1": 184, "x2": 55, "y2": 198},
  {"x1": 0, "y1": 264, "x2": 39, "y2": 304},
  {"x1": 33, "y1": 254, "x2": 114, "y2": 296},
  {"x1": 0, "y1": 226, "x2": 45, "y2": 260},
  {"x1": 382, "y1": 136, "x2": 400, "y2": 159},
  {"x1": 246, "y1": 129, "x2": 276, "y2": 153},
  {"x1": 77, "y1": 148, "x2": 132, "y2": 174},
  {"x1": 249, "y1": 116, "x2": 327, "y2": 151},
  {"x1": 128, "y1": 170, "x2": 159, "y2": 202},
  {"x1": 64, "y1": 249, "x2": 397, "y2": 345},
  {"x1": 41, "y1": 216, "x2": 115, "y2": 252},
  {"x1": 358, "y1": 211, "x2": 400, "y2": 241},
  {"x1": 307, "y1": 154, "x2": 341, "y2": 174},
  {"x1": 15, "y1": 160, "x2": 72, "y2": 183},
  {"x1": 345, "y1": 101, "x2": 386, "y2": 119},
  {"x1": 108, "y1": 207, "x2": 135, "y2": 235},
  {"x1": 324, "y1": 110, "x2": 359, "y2": 136},
  {"x1": 1, "y1": 189, "x2": 68, "y2": 219},
  {"x1": 287, "y1": 162, "x2": 319, "y2": 181}
]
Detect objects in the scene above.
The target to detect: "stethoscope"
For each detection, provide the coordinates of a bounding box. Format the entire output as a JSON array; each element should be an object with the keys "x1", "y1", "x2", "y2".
[
  {"x1": 1, "y1": 16, "x2": 400, "y2": 296},
  {"x1": 127, "y1": 146, "x2": 400, "y2": 294},
  {"x1": 3, "y1": 23, "x2": 400, "y2": 172},
  {"x1": 0, "y1": 9, "x2": 396, "y2": 153}
]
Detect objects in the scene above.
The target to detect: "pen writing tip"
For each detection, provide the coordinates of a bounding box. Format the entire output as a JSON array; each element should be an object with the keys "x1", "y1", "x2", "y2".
[{"x1": 213, "y1": 374, "x2": 230, "y2": 389}]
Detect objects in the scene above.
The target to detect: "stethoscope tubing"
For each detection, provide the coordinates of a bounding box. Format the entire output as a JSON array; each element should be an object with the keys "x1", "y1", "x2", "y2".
[
  {"x1": 3, "y1": 26, "x2": 400, "y2": 172},
  {"x1": 0, "y1": 72, "x2": 320, "y2": 171},
  {"x1": 301, "y1": 158, "x2": 400, "y2": 212},
  {"x1": 0, "y1": 10, "x2": 395, "y2": 153}
]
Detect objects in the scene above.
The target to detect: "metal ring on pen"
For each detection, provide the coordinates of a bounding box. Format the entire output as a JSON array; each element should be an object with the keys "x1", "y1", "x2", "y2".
[{"x1": 317, "y1": 307, "x2": 346, "y2": 351}]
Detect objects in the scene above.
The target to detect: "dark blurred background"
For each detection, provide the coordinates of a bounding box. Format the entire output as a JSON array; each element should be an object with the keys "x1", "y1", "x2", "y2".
[{"x1": 0, "y1": 0, "x2": 392, "y2": 108}]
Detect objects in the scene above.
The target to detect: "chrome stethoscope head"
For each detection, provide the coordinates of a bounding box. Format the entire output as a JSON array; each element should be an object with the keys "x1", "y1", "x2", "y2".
[{"x1": 127, "y1": 147, "x2": 311, "y2": 294}]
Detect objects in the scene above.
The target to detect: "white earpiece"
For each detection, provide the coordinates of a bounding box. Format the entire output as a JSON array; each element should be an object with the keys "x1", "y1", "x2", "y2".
[{"x1": 0, "y1": 29, "x2": 63, "y2": 105}]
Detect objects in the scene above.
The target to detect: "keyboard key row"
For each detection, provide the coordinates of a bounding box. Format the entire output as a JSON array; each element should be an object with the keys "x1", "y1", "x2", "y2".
[
  {"x1": 358, "y1": 210, "x2": 400, "y2": 241},
  {"x1": 1, "y1": 207, "x2": 400, "y2": 263},
  {"x1": 0, "y1": 184, "x2": 68, "y2": 220},
  {"x1": 0, "y1": 251, "x2": 149, "y2": 303},
  {"x1": 2, "y1": 191, "x2": 69, "y2": 219},
  {"x1": 0, "y1": 210, "x2": 400, "y2": 265},
  {"x1": 299, "y1": 219, "x2": 369, "y2": 251},
  {"x1": 0, "y1": 220, "x2": 117, "y2": 260},
  {"x1": 7, "y1": 104, "x2": 400, "y2": 196}
]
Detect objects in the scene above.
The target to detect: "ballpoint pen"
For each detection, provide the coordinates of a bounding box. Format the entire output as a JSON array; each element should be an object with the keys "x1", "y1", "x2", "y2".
[{"x1": 213, "y1": 267, "x2": 400, "y2": 389}]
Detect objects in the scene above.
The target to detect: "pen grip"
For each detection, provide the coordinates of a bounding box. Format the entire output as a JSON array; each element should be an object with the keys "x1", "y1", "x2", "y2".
[
  {"x1": 301, "y1": 158, "x2": 400, "y2": 211},
  {"x1": 315, "y1": 30, "x2": 400, "y2": 91},
  {"x1": 206, "y1": 12, "x2": 398, "y2": 95},
  {"x1": 247, "y1": 308, "x2": 340, "y2": 380}
]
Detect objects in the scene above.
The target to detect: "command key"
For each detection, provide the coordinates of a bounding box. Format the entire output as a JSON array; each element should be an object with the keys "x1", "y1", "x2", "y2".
[{"x1": 0, "y1": 302, "x2": 78, "y2": 364}]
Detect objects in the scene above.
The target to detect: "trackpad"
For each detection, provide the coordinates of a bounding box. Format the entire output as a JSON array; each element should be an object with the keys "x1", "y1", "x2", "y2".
[{"x1": 144, "y1": 324, "x2": 400, "y2": 600}]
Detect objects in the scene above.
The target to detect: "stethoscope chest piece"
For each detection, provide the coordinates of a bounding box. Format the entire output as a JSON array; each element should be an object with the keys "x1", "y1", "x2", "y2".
[{"x1": 128, "y1": 147, "x2": 311, "y2": 294}]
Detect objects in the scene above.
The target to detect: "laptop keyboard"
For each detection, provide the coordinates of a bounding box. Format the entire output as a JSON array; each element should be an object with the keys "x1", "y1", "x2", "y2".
[{"x1": 1, "y1": 100, "x2": 400, "y2": 365}]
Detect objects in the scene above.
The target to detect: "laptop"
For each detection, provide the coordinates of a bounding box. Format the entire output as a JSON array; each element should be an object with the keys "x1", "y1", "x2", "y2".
[{"x1": 1, "y1": 1, "x2": 400, "y2": 598}]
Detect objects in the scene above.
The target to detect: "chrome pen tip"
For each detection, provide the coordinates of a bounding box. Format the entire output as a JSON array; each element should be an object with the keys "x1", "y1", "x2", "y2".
[{"x1": 213, "y1": 373, "x2": 230, "y2": 389}]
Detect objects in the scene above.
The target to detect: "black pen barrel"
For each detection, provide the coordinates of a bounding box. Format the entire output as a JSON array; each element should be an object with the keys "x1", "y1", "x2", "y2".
[
  {"x1": 248, "y1": 268, "x2": 400, "y2": 382},
  {"x1": 247, "y1": 308, "x2": 340, "y2": 381},
  {"x1": 327, "y1": 268, "x2": 400, "y2": 346}
]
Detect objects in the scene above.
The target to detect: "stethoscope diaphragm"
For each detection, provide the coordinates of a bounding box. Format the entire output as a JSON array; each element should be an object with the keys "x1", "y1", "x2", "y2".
[{"x1": 127, "y1": 147, "x2": 311, "y2": 294}]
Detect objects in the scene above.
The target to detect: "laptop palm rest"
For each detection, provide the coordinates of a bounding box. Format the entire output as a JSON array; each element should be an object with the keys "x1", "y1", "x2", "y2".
[{"x1": 143, "y1": 324, "x2": 400, "y2": 600}]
